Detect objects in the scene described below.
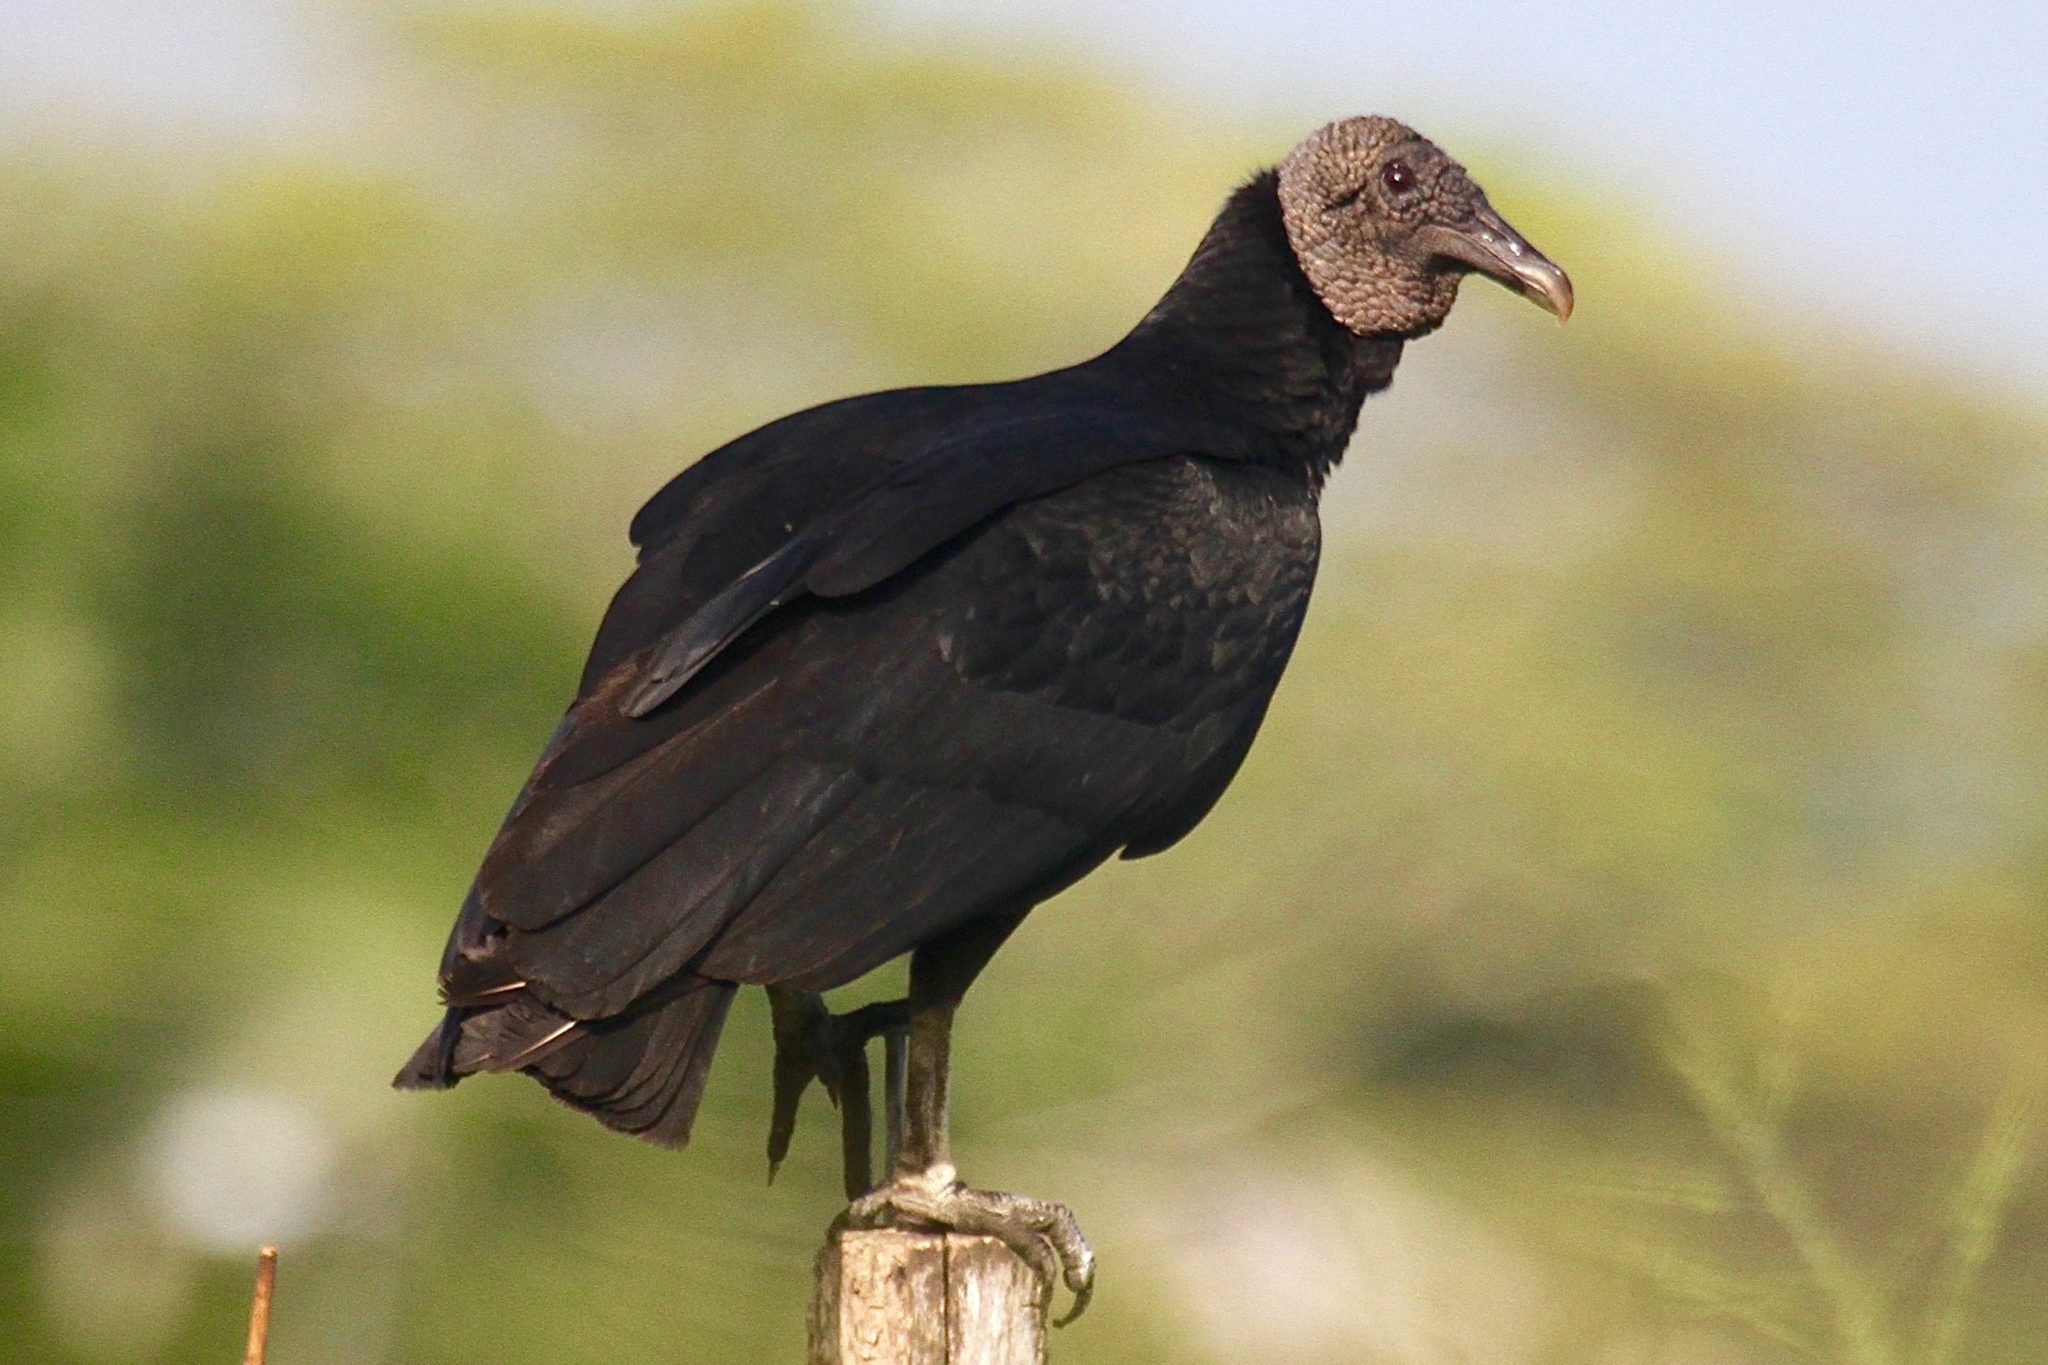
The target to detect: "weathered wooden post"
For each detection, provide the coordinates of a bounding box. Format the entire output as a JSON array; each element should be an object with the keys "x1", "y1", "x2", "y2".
[{"x1": 809, "y1": 1229, "x2": 1047, "y2": 1364}]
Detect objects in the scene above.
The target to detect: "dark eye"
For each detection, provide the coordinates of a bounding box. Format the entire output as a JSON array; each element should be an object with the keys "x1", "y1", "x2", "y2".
[{"x1": 1381, "y1": 160, "x2": 1416, "y2": 195}]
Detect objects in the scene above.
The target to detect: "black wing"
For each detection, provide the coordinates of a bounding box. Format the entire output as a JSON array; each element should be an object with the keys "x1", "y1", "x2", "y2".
[
  {"x1": 486, "y1": 452, "x2": 1315, "y2": 1004},
  {"x1": 400, "y1": 409, "x2": 1312, "y2": 1144}
]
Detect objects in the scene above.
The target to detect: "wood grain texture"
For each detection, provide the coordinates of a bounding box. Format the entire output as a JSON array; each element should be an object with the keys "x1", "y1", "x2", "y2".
[
  {"x1": 943, "y1": 1235, "x2": 1045, "y2": 1365},
  {"x1": 809, "y1": 1231, "x2": 1044, "y2": 1365}
]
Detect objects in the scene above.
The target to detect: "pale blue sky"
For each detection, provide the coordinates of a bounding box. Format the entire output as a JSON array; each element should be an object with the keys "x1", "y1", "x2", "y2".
[
  {"x1": 4, "y1": 0, "x2": 2044, "y2": 389},
  {"x1": 875, "y1": 0, "x2": 2048, "y2": 391}
]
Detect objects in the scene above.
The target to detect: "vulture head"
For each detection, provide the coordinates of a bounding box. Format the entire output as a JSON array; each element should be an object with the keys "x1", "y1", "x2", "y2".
[{"x1": 1278, "y1": 115, "x2": 1573, "y2": 336}]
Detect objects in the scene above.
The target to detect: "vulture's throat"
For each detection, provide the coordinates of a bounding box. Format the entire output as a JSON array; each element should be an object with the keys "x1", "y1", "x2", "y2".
[{"x1": 1112, "y1": 171, "x2": 1402, "y2": 489}]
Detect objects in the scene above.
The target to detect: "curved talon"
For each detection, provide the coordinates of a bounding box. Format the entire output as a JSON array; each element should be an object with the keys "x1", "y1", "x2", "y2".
[
  {"x1": 1043, "y1": 1210, "x2": 1095, "y2": 1326},
  {"x1": 1053, "y1": 1264, "x2": 1093, "y2": 1326}
]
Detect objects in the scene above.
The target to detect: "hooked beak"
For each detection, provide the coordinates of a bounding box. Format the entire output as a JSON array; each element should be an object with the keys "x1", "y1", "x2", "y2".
[{"x1": 1418, "y1": 202, "x2": 1574, "y2": 321}]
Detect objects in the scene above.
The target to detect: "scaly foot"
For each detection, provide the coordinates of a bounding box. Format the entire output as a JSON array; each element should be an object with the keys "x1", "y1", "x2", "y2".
[{"x1": 838, "y1": 1169, "x2": 1096, "y2": 1325}]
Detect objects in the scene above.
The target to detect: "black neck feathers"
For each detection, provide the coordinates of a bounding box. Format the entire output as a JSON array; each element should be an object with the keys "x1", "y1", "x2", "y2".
[{"x1": 1109, "y1": 171, "x2": 1404, "y2": 489}]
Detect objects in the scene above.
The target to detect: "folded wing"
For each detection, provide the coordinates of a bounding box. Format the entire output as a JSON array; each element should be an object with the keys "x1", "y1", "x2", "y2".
[{"x1": 399, "y1": 414, "x2": 1313, "y2": 1147}]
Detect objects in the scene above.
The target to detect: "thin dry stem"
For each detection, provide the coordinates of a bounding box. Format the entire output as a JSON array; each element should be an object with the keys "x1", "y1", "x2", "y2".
[
  {"x1": 1663, "y1": 1002, "x2": 1897, "y2": 1365},
  {"x1": 1919, "y1": 1072, "x2": 2043, "y2": 1365},
  {"x1": 244, "y1": 1245, "x2": 277, "y2": 1365}
]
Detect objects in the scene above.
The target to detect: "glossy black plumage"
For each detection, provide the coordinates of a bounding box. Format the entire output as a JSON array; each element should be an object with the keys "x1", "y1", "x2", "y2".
[{"x1": 395, "y1": 169, "x2": 1412, "y2": 1145}]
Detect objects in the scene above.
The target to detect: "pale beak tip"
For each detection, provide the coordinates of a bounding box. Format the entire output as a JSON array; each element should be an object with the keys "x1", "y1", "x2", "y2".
[{"x1": 1525, "y1": 262, "x2": 1574, "y2": 323}]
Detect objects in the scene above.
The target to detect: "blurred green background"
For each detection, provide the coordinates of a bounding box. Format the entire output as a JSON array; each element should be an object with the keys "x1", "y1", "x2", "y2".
[{"x1": 3, "y1": 4, "x2": 2046, "y2": 1362}]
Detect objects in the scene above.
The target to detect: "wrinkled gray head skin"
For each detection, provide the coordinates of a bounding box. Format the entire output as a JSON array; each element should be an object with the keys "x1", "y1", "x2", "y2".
[{"x1": 1278, "y1": 115, "x2": 1573, "y2": 336}]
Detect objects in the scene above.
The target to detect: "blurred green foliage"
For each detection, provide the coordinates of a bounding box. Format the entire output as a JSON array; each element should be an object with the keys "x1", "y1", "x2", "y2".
[{"x1": 2, "y1": 5, "x2": 2044, "y2": 1363}]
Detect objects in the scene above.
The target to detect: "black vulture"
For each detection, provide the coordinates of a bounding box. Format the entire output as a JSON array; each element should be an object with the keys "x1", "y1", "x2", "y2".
[{"x1": 397, "y1": 115, "x2": 1571, "y2": 1318}]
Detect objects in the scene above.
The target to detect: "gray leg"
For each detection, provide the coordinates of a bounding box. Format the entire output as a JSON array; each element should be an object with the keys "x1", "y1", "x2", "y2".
[
  {"x1": 882, "y1": 1027, "x2": 907, "y2": 1175},
  {"x1": 766, "y1": 987, "x2": 908, "y2": 1199}
]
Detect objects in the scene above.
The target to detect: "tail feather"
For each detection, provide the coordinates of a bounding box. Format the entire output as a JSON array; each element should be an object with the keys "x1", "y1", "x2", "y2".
[{"x1": 394, "y1": 976, "x2": 736, "y2": 1147}]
